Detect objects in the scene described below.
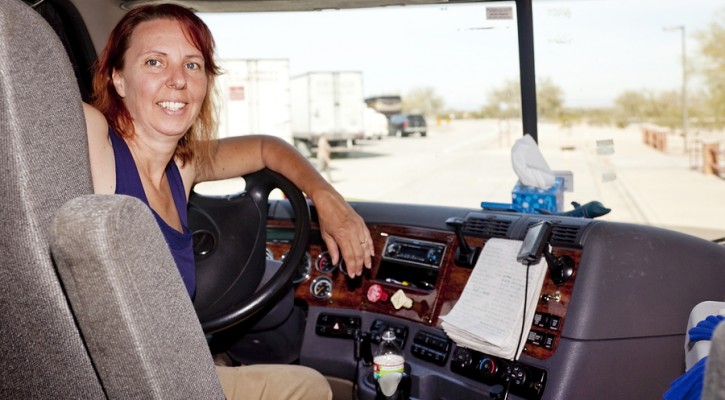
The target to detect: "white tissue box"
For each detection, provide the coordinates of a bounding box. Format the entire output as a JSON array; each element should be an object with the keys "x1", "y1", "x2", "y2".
[{"x1": 511, "y1": 177, "x2": 564, "y2": 214}]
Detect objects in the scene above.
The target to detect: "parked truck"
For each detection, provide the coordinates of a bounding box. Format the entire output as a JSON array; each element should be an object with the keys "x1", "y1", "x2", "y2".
[
  {"x1": 290, "y1": 72, "x2": 365, "y2": 151},
  {"x1": 364, "y1": 94, "x2": 403, "y2": 118},
  {"x1": 363, "y1": 107, "x2": 388, "y2": 140},
  {"x1": 215, "y1": 59, "x2": 292, "y2": 143}
]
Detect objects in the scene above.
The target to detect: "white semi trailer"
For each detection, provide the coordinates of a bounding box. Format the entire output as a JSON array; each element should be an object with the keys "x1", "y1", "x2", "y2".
[
  {"x1": 290, "y1": 71, "x2": 365, "y2": 151},
  {"x1": 215, "y1": 59, "x2": 292, "y2": 143}
]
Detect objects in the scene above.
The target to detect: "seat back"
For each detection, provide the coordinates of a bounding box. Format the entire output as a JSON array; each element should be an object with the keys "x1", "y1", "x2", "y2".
[
  {"x1": 0, "y1": 0, "x2": 103, "y2": 397},
  {"x1": 51, "y1": 195, "x2": 225, "y2": 399},
  {"x1": 0, "y1": 1, "x2": 223, "y2": 397},
  {"x1": 704, "y1": 321, "x2": 725, "y2": 399}
]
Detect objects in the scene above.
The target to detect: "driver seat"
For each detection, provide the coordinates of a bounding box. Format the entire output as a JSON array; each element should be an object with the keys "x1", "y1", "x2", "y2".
[{"x1": 0, "y1": 0, "x2": 223, "y2": 397}]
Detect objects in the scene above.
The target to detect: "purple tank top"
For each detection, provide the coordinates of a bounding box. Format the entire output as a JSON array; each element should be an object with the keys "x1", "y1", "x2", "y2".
[{"x1": 109, "y1": 128, "x2": 196, "y2": 298}]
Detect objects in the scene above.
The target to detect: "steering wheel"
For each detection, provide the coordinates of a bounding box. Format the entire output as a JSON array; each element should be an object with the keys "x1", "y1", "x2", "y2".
[{"x1": 188, "y1": 168, "x2": 310, "y2": 334}]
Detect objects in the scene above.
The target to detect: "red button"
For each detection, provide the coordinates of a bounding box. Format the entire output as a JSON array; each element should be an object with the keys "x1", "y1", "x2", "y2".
[{"x1": 367, "y1": 284, "x2": 388, "y2": 303}]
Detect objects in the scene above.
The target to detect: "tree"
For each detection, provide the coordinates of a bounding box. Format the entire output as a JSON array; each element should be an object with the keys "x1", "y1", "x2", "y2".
[
  {"x1": 536, "y1": 77, "x2": 565, "y2": 121},
  {"x1": 613, "y1": 89, "x2": 680, "y2": 128},
  {"x1": 401, "y1": 87, "x2": 444, "y2": 116},
  {"x1": 482, "y1": 80, "x2": 521, "y2": 119},
  {"x1": 481, "y1": 77, "x2": 564, "y2": 121},
  {"x1": 695, "y1": 9, "x2": 725, "y2": 128}
]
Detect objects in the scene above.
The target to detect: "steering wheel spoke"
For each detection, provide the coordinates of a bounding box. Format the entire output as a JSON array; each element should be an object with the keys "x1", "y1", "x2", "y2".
[{"x1": 188, "y1": 169, "x2": 311, "y2": 334}]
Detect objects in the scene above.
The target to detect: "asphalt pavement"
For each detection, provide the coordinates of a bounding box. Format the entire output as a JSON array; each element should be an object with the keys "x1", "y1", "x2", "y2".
[
  {"x1": 343, "y1": 120, "x2": 725, "y2": 241},
  {"x1": 505, "y1": 121, "x2": 725, "y2": 240},
  {"x1": 195, "y1": 119, "x2": 725, "y2": 241}
]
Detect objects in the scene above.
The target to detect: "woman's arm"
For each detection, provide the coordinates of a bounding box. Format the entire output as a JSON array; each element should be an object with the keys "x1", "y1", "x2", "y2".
[
  {"x1": 198, "y1": 135, "x2": 374, "y2": 277},
  {"x1": 83, "y1": 103, "x2": 115, "y2": 194}
]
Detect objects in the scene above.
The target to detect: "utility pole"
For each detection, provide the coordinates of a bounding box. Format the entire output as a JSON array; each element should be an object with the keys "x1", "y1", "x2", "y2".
[{"x1": 663, "y1": 25, "x2": 688, "y2": 153}]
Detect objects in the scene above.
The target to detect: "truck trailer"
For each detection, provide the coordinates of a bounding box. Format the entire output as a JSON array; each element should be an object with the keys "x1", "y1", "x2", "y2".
[
  {"x1": 290, "y1": 71, "x2": 365, "y2": 151},
  {"x1": 215, "y1": 59, "x2": 292, "y2": 143}
]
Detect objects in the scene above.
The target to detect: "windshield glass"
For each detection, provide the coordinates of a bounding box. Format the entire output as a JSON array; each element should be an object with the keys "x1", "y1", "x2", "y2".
[{"x1": 199, "y1": 0, "x2": 725, "y2": 240}]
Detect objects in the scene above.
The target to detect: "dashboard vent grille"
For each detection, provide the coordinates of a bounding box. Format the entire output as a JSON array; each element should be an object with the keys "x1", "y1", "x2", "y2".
[
  {"x1": 550, "y1": 224, "x2": 581, "y2": 246},
  {"x1": 464, "y1": 216, "x2": 512, "y2": 238}
]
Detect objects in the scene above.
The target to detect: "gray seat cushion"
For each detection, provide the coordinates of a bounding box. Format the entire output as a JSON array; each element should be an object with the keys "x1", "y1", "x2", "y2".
[
  {"x1": 703, "y1": 320, "x2": 725, "y2": 399},
  {"x1": 0, "y1": 0, "x2": 102, "y2": 396},
  {"x1": 51, "y1": 195, "x2": 224, "y2": 399}
]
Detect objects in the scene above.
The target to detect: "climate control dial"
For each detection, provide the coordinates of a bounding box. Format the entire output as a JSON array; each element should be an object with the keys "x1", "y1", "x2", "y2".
[{"x1": 477, "y1": 357, "x2": 498, "y2": 377}]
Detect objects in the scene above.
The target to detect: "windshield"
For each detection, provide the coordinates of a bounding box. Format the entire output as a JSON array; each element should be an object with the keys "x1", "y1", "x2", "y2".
[{"x1": 199, "y1": 0, "x2": 725, "y2": 240}]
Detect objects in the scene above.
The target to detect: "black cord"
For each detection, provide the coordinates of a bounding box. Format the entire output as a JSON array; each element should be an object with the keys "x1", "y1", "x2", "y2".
[
  {"x1": 515, "y1": 261, "x2": 531, "y2": 359},
  {"x1": 352, "y1": 358, "x2": 360, "y2": 400}
]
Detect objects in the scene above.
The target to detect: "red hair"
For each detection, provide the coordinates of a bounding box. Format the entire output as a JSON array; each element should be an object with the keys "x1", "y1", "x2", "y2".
[{"x1": 91, "y1": 4, "x2": 220, "y2": 167}]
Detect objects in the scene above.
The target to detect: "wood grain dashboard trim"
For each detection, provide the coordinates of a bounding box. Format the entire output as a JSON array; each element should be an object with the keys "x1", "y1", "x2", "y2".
[{"x1": 267, "y1": 221, "x2": 581, "y2": 360}]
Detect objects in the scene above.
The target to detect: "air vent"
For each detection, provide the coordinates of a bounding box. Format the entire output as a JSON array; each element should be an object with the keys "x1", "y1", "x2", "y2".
[
  {"x1": 550, "y1": 224, "x2": 581, "y2": 246},
  {"x1": 463, "y1": 216, "x2": 512, "y2": 239}
]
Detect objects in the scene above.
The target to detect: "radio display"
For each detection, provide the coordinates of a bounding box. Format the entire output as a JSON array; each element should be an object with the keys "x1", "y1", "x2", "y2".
[
  {"x1": 377, "y1": 236, "x2": 447, "y2": 292},
  {"x1": 406, "y1": 246, "x2": 431, "y2": 259},
  {"x1": 382, "y1": 236, "x2": 445, "y2": 269}
]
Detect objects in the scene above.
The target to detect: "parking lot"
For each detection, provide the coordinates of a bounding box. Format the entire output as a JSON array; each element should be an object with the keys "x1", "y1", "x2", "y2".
[
  {"x1": 328, "y1": 119, "x2": 725, "y2": 240},
  {"x1": 195, "y1": 118, "x2": 725, "y2": 240}
]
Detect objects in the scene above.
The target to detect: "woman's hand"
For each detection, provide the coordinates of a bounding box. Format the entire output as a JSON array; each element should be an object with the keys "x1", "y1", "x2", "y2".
[
  {"x1": 205, "y1": 135, "x2": 374, "y2": 276},
  {"x1": 312, "y1": 188, "x2": 374, "y2": 277}
]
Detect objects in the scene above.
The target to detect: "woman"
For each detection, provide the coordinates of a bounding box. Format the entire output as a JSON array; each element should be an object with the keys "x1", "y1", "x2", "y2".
[{"x1": 83, "y1": 4, "x2": 373, "y2": 399}]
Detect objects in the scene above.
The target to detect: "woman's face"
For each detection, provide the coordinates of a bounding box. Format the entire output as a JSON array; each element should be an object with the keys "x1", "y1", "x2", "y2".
[{"x1": 112, "y1": 18, "x2": 207, "y2": 142}]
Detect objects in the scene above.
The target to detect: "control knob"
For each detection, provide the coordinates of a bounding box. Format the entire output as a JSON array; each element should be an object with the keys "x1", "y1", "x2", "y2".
[
  {"x1": 426, "y1": 248, "x2": 440, "y2": 264},
  {"x1": 477, "y1": 357, "x2": 498, "y2": 377},
  {"x1": 505, "y1": 363, "x2": 528, "y2": 386},
  {"x1": 452, "y1": 348, "x2": 473, "y2": 370},
  {"x1": 385, "y1": 242, "x2": 402, "y2": 256}
]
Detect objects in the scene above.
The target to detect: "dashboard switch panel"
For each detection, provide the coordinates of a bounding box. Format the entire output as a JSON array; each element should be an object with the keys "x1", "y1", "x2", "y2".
[
  {"x1": 370, "y1": 319, "x2": 408, "y2": 349},
  {"x1": 316, "y1": 313, "x2": 361, "y2": 339},
  {"x1": 451, "y1": 347, "x2": 547, "y2": 400},
  {"x1": 411, "y1": 331, "x2": 451, "y2": 366}
]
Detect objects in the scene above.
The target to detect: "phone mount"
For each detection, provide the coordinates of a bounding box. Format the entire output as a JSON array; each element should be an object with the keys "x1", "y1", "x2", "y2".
[
  {"x1": 543, "y1": 248, "x2": 574, "y2": 286},
  {"x1": 518, "y1": 221, "x2": 574, "y2": 286}
]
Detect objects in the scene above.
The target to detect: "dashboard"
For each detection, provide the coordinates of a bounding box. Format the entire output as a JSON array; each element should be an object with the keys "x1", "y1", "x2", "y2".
[
  {"x1": 192, "y1": 196, "x2": 725, "y2": 399},
  {"x1": 262, "y1": 204, "x2": 590, "y2": 399},
  {"x1": 267, "y1": 219, "x2": 581, "y2": 363}
]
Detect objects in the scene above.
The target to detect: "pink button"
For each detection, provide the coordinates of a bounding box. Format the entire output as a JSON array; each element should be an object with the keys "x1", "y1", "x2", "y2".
[{"x1": 367, "y1": 284, "x2": 388, "y2": 303}]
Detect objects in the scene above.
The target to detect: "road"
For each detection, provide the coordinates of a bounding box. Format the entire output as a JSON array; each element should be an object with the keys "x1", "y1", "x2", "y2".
[
  {"x1": 329, "y1": 119, "x2": 516, "y2": 207},
  {"x1": 328, "y1": 119, "x2": 725, "y2": 239},
  {"x1": 195, "y1": 118, "x2": 725, "y2": 240}
]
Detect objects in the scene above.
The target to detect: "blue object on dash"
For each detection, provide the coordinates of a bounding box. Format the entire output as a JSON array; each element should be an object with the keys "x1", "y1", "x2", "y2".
[
  {"x1": 511, "y1": 177, "x2": 565, "y2": 214},
  {"x1": 480, "y1": 202, "x2": 517, "y2": 212},
  {"x1": 663, "y1": 315, "x2": 725, "y2": 400}
]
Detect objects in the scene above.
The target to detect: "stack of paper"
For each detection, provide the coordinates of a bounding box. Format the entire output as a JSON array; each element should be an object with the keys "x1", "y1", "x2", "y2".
[{"x1": 440, "y1": 238, "x2": 547, "y2": 360}]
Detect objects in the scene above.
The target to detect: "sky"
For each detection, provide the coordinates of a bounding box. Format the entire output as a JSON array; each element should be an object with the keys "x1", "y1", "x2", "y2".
[{"x1": 200, "y1": 0, "x2": 725, "y2": 110}]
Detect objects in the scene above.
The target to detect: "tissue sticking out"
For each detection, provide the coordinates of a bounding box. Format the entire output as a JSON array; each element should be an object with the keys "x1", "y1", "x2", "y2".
[{"x1": 511, "y1": 134, "x2": 556, "y2": 189}]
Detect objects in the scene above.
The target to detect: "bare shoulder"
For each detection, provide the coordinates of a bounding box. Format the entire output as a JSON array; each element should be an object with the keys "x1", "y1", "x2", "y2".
[
  {"x1": 82, "y1": 102, "x2": 115, "y2": 194},
  {"x1": 177, "y1": 158, "x2": 197, "y2": 200},
  {"x1": 83, "y1": 102, "x2": 110, "y2": 153},
  {"x1": 83, "y1": 103, "x2": 107, "y2": 136}
]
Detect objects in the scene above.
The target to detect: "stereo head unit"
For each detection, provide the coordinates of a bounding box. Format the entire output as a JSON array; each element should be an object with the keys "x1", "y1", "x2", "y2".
[
  {"x1": 382, "y1": 236, "x2": 446, "y2": 269},
  {"x1": 376, "y1": 236, "x2": 447, "y2": 292}
]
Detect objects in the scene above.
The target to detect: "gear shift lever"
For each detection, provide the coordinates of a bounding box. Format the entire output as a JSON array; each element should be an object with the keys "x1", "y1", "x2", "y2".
[
  {"x1": 354, "y1": 330, "x2": 373, "y2": 366},
  {"x1": 446, "y1": 217, "x2": 478, "y2": 267}
]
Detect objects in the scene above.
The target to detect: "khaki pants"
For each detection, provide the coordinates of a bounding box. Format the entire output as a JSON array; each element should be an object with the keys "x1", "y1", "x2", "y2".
[{"x1": 216, "y1": 364, "x2": 333, "y2": 400}]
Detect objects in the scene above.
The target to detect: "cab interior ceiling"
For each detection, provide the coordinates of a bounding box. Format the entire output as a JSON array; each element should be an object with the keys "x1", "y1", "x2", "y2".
[{"x1": 119, "y1": 0, "x2": 498, "y2": 13}]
